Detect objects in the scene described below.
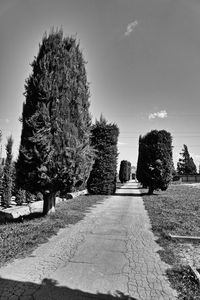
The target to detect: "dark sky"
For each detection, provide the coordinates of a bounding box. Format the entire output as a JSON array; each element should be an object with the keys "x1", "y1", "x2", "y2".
[{"x1": 0, "y1": 0, "x2": 200, "y2": 168}]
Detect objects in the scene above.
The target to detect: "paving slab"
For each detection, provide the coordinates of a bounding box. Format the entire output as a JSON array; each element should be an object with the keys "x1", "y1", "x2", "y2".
[{"x1": 0, "y1": 182, "x2": 177, "y2": 299}]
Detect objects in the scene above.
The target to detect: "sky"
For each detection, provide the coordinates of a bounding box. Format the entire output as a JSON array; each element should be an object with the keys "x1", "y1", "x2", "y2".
[{"x1": 0, "y1": 0, "x2": 200, "y2": 171}]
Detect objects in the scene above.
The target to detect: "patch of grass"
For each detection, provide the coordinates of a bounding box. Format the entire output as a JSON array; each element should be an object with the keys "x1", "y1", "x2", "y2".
[
  {"x1": 142, "y1": 184, "x2": 200, "y2": 299},
  {"x1": 0, "y1": 194, "x2": 106, "y2": 267},
  {"x1": 142, "y1": 184, "x2": 200, "y2": 237},
  {"x1": 166, "y1": 266, "x2": 200, "y2": 300}
]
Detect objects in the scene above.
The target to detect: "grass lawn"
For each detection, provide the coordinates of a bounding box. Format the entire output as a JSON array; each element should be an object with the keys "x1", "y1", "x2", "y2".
[
  {"x1": 0, "y1": 194, "x2": 107, "y2": 268},
  {"x1": 142, "y1": 183, "x2": 200, "y2": 299}
]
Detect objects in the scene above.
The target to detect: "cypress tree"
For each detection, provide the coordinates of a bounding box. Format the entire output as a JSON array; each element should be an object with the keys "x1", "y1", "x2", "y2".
[
  {"x1": 119, "y1": 160, "x2": 131, "y2": 183},
  {"x1": 136, "y1": 130, "x2": 173, "y2": 194},
  {"x1": 2, "y1": 136, "x2": 13, "y2": 207},
  {"x1": 127, "y1": 161, "x2": 131, "y2": 181},
  {"x1": 119, "y1": 160, "x2": 127, "y2": 183},
  {"x1": 177, "y1": 144, "x2": 197, "y2": 175},
  {"x1": 16, "y1": 29, "x2": 94, "y2": 214},
  {"x1": 0, "y1": 130, "x2": 3, "y2": 197},
  {"x1": 87, "y1": 116, "x2": 119, "y2": 195},
  {"x1": 136, "y1": 135, "x2": 144, "y2": 184}
]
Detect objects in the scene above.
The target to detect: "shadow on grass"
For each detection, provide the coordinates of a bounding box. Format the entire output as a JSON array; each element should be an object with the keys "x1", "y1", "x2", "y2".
[{"x1": 0, "y1": 277, "x2": 138, "y2": 300}]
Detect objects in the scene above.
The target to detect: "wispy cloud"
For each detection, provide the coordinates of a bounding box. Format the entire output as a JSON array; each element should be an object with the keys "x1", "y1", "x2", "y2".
[
  {"x1": 124, "y1": 20, "x2": 138, "y2": 36},
  {"x1": 148, "y1": 110, "x2": 168, "y2": 120}
]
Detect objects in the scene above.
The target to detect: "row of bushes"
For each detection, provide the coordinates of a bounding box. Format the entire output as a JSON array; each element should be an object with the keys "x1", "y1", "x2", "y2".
[{"x1": 0, "y1": 115, "x2": 119, "y2": 209}]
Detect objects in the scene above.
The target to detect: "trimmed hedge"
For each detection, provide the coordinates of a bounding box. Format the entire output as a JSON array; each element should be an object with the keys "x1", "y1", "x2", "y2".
[
  {"x1": 136, "y1": 130, "x2": 173, "y2": 194},
  {"x1": 87, "y1": 116, "x2": 119, "y2": 195},
  {"x1": 119, "y1": 160, "x2": 131, "y2": 183}
]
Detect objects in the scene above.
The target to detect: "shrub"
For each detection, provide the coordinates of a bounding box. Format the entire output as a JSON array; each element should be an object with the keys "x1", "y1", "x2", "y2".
[
  {"x1": 36, "y1": 192, "x2": 43, "y2": 201},
  {"x1": 26, "y1": 191, "x2": 35, "y2": 203},
  {"x1": 15, "y1": 188, "x2": 26, "y2": 206}
]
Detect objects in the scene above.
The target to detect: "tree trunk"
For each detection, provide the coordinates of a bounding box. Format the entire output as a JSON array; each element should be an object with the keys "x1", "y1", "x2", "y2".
[
  {"x1": 43, "y1": 192, "x2": 56, "y2": 215},
  {"x1": 148, "y1": 186, "x2": 154, "y2": 195}
]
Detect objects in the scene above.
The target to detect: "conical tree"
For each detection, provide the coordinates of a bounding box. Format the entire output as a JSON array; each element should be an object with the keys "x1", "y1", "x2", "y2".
[
  {"x1": 136, "y1": 130, "x2": 173, "y2": 194},
  {"x1": 136, "y1": 135, "x2": 144, "y2": 184},
  {"x1": 0, "y1": 130, "x2": 3, "y2": 196},
  {"x1": 2, "y1": 136, "x2": 13, "y2": 208},
  {"x1": 177, "y1": 144, "x2": 197, "y2": 175},
  {"x1": 87, "y1": 116, "x2": 119, "y2": 195},
  {"x1": 16, "y1": 29, "x2": 94, "y2": 215}
]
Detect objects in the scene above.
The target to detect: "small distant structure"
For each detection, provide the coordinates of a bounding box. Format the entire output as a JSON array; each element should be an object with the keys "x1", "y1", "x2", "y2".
[{"x1": 131, "y1": 166, "x2": 136, "y2": 180}]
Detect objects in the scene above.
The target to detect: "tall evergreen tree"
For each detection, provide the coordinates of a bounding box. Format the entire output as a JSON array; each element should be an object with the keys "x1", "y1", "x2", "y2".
[
  {"x1": 136, "y1": 135, "x2": 144, "y2": 184},
  {"x1": 177, "y1": 144, "x2": 197, "y2": 175},
  {"x1": 127, "y1": 161, "x2": 131, "y2": 181},
  {"x1": 2, "y1": 136, "x2": 13, "y2": 207},
  {"x1": 136, "y1": 130, "x2": 173, "y2": 194},
  {"x1": 119, "y1": 160, "x2": 131, "y2": 183},
  {"x1": 87, "y1": 116, "x2": 119, "y2": 195},
  {"x1": 16, "y1": 29, "x2": 94, "y2": 214},
  {"x1": 0, "y1": 130, "x2": 3, "y2": 196}
]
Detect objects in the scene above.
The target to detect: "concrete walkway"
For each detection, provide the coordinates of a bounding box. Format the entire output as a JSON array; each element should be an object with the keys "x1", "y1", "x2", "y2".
[{"x1": 0, "y1": 182, "x2": 177, "y2": 299}]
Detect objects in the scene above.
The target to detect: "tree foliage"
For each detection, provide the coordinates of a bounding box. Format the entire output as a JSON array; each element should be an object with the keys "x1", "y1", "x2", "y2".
[
  {"x1": 87, "y1": 116, "x2": 119, "y2": 195},
  {"x1": 136, "y1": 130, "x2": 173, "y2": 194},
  {"x1": 119, "y1": 160, "x2": 131, "y2": 183},
  {"x1": 0, "y1": 130, "x2": 3, "y2": 196},
  {"x1": 2, "y1": 136, "x2": 13, "y2": 207},
  {"x1": 15, "y1": 188, "x2": 26, "y2": 206},
  {"x1": 127, "y1": 161, "x2": 131, "y2": 181},
  {"x1": 16, "y1": 28, "x2": 94, "y2": 214},
  {"x1": 177, "y1": 144, "x2": 197, "y2": 175}
]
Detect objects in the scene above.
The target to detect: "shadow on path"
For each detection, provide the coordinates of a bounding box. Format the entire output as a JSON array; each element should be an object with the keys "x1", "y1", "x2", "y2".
[
  {"x1": 0, "y1": 277, "x2": 138, "y2": 300},
  {"x1": 114, "y1": 192, "x2": 148, "y2": 197},
  {"x1": 116, "y1": 187, "x2": 140, "y2": 190}
]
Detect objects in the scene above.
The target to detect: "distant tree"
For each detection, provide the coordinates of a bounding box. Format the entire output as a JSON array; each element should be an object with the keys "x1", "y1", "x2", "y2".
[
  {"x1": 127, "y1": 161, "x2": 131, "y2": 180},
  {"x1": 136, "y1": 135, "x2": 144, "y2": 185},
  {"x1": 136, "y1": 130, "x2": 173, "y2": 194},
  {"x1": 119, "y1": 160, "x2": 127, "y2": 183},
  {"x1": 16, "y1": 28, "x2": 94, "y2": 215},
  {"x1": 87, "y1": 116, "x2": 119, "y2": 195},
  {"x1": 0, "y1": 161, "x2": 3, "y2": 197},
  {"x1": 119, "y1": 160, "x2": 131, "y2": 183},
  {"x1": 11, "y1": 161, "x2": 17, "y2": 196},
  {"x1": 177, "y1": 144, "x2": 197, "y2": 175},
  {"x1": 0, "y1": 131, "x2": 3, "y2": 196},
  {"x1": 1, "y1": 136, "x2": 13, "y2": 207}
]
